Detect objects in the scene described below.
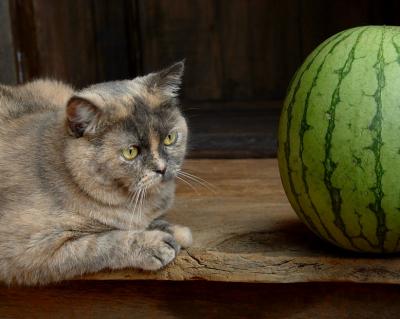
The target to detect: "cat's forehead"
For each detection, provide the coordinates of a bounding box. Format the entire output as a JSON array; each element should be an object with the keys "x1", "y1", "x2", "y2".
[
  {"x1": 90, "y1": 79, "x2": 173, "y2": 110},
  {"x1": 82, "y1": 78, "x2": 184, "y2": 136},
  {"x1": 132, "y1": 99, "x2": 177, "y2": 128}
]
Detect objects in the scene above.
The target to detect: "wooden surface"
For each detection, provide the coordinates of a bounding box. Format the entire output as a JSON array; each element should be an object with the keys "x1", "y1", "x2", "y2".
[
  {"x1": 2, "y1": 281, "x2": 400, "y2": 319},
  {"x1": 76, "y1": 159, "x2": 400, "y2": 284}
]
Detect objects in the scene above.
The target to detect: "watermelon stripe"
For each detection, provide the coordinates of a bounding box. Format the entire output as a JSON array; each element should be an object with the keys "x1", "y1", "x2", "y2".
[
  {"x1": 298, "y1": 34, "x2": 354, "y2": 245},
  {"x1": 354, "y1": 210, "x2": 380, "y2": 249},
  {"x1": 368, "y1": 27, "x2": 388, "y2": 251},
  {"x1": 322, "y1": 28, "x2": 369, "y2": 251},
  {"x1": 392, "y1": 35, "x2": 400, "y2": 63},
  {"x1": 282, "y1": 30, "x2": 353, "y2": 237},
  {"x1": 390, "y1": 35, "x2": 400, "y2": 251}
]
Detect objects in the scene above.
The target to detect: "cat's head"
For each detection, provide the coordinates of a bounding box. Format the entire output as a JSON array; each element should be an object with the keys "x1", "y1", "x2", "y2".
[{"x1": 64, "y1": 62, "x2": 188, "y2": 204}]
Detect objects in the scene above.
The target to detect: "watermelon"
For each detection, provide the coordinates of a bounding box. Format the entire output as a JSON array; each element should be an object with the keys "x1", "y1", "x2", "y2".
[{"x1": 278, "y1": 26, "x2": 400, "y2": 253}]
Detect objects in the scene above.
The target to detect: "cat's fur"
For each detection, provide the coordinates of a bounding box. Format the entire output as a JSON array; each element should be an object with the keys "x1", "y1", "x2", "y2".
[{"x1": 0, "y1": 62, "x2": 192, "y2": 285}]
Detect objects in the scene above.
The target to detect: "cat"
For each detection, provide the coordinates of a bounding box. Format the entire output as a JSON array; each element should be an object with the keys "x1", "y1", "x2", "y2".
[{"x1": 0, "y1": 61, "x2": 192, "y2": 285}]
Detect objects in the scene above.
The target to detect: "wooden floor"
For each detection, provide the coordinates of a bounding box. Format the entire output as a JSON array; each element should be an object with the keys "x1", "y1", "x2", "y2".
[{"x1": 2, "y1": 159, "x2": 400, "y2": 318}]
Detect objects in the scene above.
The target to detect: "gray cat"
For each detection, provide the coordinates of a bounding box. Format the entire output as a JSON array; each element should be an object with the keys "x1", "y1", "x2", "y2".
[{"x1": 0, "y1": 62, "x2": 192, "y2": 285}]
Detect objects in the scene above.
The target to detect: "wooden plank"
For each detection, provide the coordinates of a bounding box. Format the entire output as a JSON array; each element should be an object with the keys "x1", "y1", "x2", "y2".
[
  {"x1": 0, "y1": 0, "x2": 17, "y2": 84},
  {"x1": 31, "y1": 0, "x2": 98, "y2": 88},
  {"x1": 92, "y1": 0, "x2": 136, "y2": 82},
  {"x1": 216, "y1": 0, "x2": 302, "y2": 100},
  {"x1": 60, "y1": 159, "x2": 400, "y2": 284},
  {"x1": 10, "y1": 0, "x2": 139, "y2": 88},
  {"x1": 2, "y1": 281, "x2": 400, "y2": 318},
  {"x1": 9, "y1": 0, "x2": 39, "y2": 83},
  {"x1": 138, "y1": 0, "x2": 302, "y2": 102},
  {"x1": 138, "y1": 0, "x2": 223, "y2": 100}
]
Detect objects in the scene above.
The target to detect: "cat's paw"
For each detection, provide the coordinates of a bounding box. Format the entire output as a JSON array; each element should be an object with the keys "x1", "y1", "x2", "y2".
[
  {"x1": 170, "y1": 225, "x2": 193, "y2": 248},
  {"x1": 148, "y1": 220, "x2": 193, "y2": 249},
  {"x1": 139, "y1": 230, "x2": 181, "y2": 271}
]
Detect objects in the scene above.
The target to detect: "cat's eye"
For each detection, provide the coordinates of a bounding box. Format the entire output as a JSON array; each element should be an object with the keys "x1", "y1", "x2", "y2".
[
  {"x1": 164, "y1": 131, "x2": 178, "y2": 146},
  {"x1": 121, "y1": 146, "x2": 139, "y2": 160}
]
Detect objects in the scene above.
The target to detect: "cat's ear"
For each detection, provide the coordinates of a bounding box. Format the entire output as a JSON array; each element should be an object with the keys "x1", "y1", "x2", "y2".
[
  {"x1": 147, "y1": 61, "x2": 185, "y2": 98},
  {"x1": 66, "y1": 97, "x2": 102, "y2": 137}
]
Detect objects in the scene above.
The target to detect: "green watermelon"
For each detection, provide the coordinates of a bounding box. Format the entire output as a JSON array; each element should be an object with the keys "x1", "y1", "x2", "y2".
[{"x1": 278, "y1": 26, "x2": 400, "y2": 253}]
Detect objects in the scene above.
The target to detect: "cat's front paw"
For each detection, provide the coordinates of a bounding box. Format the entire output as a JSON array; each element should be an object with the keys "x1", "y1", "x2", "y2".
[
  {"x1": 138, "y1": 230, "x2": 181, "y2": 271},
  {"x1": 170, "y1": 225, "x2": 193, "y2": 248}
]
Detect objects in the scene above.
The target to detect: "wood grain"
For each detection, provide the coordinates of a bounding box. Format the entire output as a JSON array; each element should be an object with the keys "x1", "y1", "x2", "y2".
[
  {"x1": 138, "y1": 0, "x2": 224, "y2": 100},
  {"x1": 32, "y1": 0, "x2": 98, "y2": 88},
  {"x1": 92, "y1": 0, "x2": 136, "y2": 82},
  {"x1": 10, "y1": 0, "x2": 138, "y2": 88},
  {"x1": 216, "y1": 0, "x2": 302, "y2": 100},
  {"x1": 9, "y1": 0, "x2": 39, "y2": 82},
  {"x1": 73, "y1": 159, "x2": 400, "y2": 284},
  {"x1": 138, "y1": 0, "x2": 303, "y2": 101}
]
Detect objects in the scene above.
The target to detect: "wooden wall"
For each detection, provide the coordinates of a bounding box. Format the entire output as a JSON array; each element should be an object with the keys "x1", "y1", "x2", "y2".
[
  {"x1": 4, "y1": 0, "x2": 400, "y2": 157},
  {"x1": 9, "y1": 0, "x2": 139, "y2": 86}
]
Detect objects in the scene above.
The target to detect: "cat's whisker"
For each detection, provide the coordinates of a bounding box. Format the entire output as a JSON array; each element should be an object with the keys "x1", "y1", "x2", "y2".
[
  {"x1": 124, "y1": 189, "x2": 141, "y2": 258},
  {"x1": 178, "y1": 171, "x2": 217, "y2": 194},
  {"x1": 179, "y1": 171, "x2": 217, "y2": 190},
  {"x1": 128, "y1": 188, "x2": 142, "y2": 230},
  {"x1": 126, "y1": 190, "x2": 133, "y2": 206},
  {"x1": 136, "y1": 188, "x2": 145, "y2": 221},
  {"x1": 126, "y1": 192, "x2": 137, "y2": 230},
  {"x1": 179, "y1": 170, "x2": 217, "y2": 189},
  {"x1": 137, "y1": 184, "x2": 148, "y2": 225},
  {"x1": 176, "y1": 175, "x2": 200, "y2": 195},
  {"x1": 139, "y1": 186, "x2": 148, "y2": 224},
  {"x1": 128, "y1": 188, "x2": 140, "y2": 208},
  {"x1": 177, "y1": 173, "x2": 206, "y2": 192},
  {"x1": 178, "y1": 175, "x2": 216, "y2": 194},
  {"x1": 133, "y1": 177, "x2": 153, "y2": 224},
  {"x1": 136, "y1": 189, "x2": 143, "y2": 224}
]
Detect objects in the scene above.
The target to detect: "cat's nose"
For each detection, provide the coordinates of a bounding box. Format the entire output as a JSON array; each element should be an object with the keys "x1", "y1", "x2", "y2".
[{"x1": 154, "y1": 167, "x2": 166, "y2": 175}]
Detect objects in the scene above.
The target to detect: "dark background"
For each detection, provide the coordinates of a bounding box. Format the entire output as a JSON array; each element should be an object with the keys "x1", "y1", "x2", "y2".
[{"x1": 3, "y1": 0, "x2": 400, "y2": 158}]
